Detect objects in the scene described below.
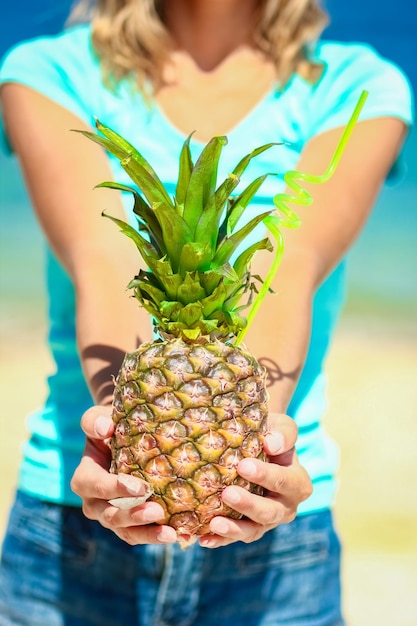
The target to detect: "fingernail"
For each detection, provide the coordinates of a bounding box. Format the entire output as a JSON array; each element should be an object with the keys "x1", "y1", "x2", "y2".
[
  {"x1": 94, "y1": 416, "x2": 113, "y2": 438},
  {"x1": 211, "y1": 519, "x2": 229, "y2": 534},
  {"x1": 200, "y1": 537, "x2": 218, "y2": 548},
  {"x1": 157, "y1": 528, "x2": 177, "y2": 543},
  {"x1": 238, "y1": 459, "x2": 257, "y2": 478},
  {"x1": 222, "y1": 486, "x2": 242, "y2": 505},
  {"x1": 265, "y1": 433, "x2": 284, "y2": 455},
  {"x1": 142, "y1": 504, "x2": 164, "y2": 523}
]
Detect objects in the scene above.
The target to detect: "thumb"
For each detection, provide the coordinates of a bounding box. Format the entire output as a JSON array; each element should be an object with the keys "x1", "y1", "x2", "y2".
[
  {"x1": 263, "y1": 412, "x2": 298, "y2": 459},
  {"x1": 81, "y1": 405, "x2": 114, "y2": 440}
]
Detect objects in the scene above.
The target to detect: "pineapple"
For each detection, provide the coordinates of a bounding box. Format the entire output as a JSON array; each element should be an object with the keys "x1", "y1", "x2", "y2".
[{"x1": 79, "y1": 121, "x2": 279, "y2": 539}]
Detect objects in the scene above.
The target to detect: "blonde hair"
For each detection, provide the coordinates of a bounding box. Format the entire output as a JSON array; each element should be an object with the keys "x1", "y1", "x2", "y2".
[{"x1": 69, "y1": 0, "x2": 328, "y2": 92}]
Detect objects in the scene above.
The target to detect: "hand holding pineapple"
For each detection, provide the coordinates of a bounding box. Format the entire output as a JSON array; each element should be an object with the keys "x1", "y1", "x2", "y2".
[
  {"x1": 72, "y1": 406, "x2": 311, "y2": 546},
  {"x1": 72, "y1": 97, "x2": 367, "y2": 546}
]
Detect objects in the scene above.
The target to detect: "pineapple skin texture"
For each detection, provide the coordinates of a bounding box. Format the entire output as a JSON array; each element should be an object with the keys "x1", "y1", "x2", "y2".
[{"x1": 110, "y1": 338, "x2": 268, "y2": 537}]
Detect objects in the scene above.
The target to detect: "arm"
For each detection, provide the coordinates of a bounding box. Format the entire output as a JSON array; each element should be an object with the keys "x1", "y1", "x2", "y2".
[
  {"x1": 1, "y1": 84, "x2": 179, "y2": 543},
  {"x1": 250, "y1": 116, "x2": 408, "y2": 414},
  {"x1": 74, "y1": 116, "x2": 407, "y2": 548},
  {"x1": 204, "y1": 116, "x2": 408, "y2": 546},
  {"x1": 1, "y1": 84, "x2": 154, "y2": 404}
]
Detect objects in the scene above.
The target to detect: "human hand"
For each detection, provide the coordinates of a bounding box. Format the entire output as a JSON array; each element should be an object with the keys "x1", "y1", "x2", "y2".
[
  {"x1": 199, "y1": 413, "x2": 313, "y2": 548},
  {"x1": 71, "y1": 408, "x2": 311, "y2": 548},
  {"x1": 70, "y1": 405, "x2": 178, "y2": 545}
]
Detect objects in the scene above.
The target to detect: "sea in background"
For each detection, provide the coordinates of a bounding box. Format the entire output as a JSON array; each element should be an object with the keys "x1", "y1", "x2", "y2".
[{"x1": 0, "y1": 2, "x2": 417, "y2": 625}]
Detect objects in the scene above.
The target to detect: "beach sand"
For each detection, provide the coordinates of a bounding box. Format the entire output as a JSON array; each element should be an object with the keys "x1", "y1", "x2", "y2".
[{"x1": 1, "y1": 310, "x2": 416, "y2": 625}]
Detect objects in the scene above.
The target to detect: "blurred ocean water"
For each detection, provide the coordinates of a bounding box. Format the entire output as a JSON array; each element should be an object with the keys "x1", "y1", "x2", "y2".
[{"x1": 343, "y1": 130, "x2": 417, "y2": 315}]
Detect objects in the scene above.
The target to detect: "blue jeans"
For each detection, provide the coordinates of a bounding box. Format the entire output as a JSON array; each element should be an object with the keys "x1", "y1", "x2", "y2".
[{"x1": 0, "y1": 491, "x2": 344, "y2": 626}]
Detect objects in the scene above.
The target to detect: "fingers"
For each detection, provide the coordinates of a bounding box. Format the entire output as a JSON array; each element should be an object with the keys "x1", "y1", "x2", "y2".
[
  {"x1": 71, "y1": 453, "x2": 178, "y2": 545},
  {"x1": 89, "y1": 496, "x2": 177, "y2": 545},
  {"x1": 75, "y1": 408, "x2": 306, "y2": 548},
  {"x1": 84, "y1": 496, "x2": 176, "y2": 544},
  {"x1": 72, "y1": 404, "x2": 178, "y2": 545},
  {"x1": 114, "y1": 523, "x2": 177, "y2": 545},
  {"x1": 85, "y1": 496, "x2": 163, "y2": 528},
  {"x1": 79, "y1": 406, "x2": 114, "y2": 470},
  {"x1": 263, "y1": 412, "x2": 298, "y2": 460},
  {"x1": 77, "y1": 406, "x2": 115, "y2": 479},
  {"x1": 81, "y1": 405, "x2": 114, "y2": 440},
  {"x1": 198, "y1": 453, "x2": 313, "y2": 548},
  {"x1": 221, "y1": 483, "x2": 293, "y2": 527},
  {"x1": 72, "y1": 452, "x2": 142, "y2": 500},
  {"x1": 237, "y1": 454, "x2": 312, "y2": 502},
  {"x1": 201, "y1": 518, "x2": 263, "y2": 548},
  {"x1": 200, "y1": 486, "x2": 299, "y2": 549}
]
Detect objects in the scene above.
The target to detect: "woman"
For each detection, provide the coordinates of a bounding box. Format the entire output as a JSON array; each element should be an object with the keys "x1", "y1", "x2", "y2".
[{"x1": 0, "y1": 1, "x2": 413, "y2": 624}]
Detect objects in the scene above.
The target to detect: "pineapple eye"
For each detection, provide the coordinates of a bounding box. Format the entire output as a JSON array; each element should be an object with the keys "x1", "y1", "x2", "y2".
[
  {"x1": 178, "y1": 380, "x2": 212, "y2": 404},
  {"x1": 165, "y1": 355, "x2": 194, "y2": 375},
  {"x1": 140, "y1": 368, "x2": 168, "y2": 388}
]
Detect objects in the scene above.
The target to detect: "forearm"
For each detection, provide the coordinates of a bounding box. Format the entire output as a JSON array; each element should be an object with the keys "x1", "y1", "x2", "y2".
[
  {"x1": 0, "y1": 85, "x2": 154, "y2": 407},
  {"x1": 245, "y1": 118, "x2": 408, "y2": 415},
  {"x1": 245, "y1": 250, "x2": 317, "y2": 414},
  {"x1": 75, "y1": 255, "x2": 153, "y2": 405}
]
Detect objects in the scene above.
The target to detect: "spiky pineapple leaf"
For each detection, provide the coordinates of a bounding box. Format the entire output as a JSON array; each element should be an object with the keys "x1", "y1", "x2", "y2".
[
  {"x1": 195, "y1": 144, "x2": 278, "y2": 256},
  {"x1": 198, "y1": 263, "x2": 238, "y2": 296},
  {"x1": 177, "y1": 303, "x2": 205, "y2": 326},
  {"x1": 176, "y1": 273, "x2": 207, "y2": 305},
  {"x1": 224, "y1": 310, "x2": 247, "y2": 329},
  {"x1": 96, "y1": 181, "x2": 165, "y2": 253},
  {"x1": 233, "y1": 237, "x2": 273, "y2": 279},
  {"x1": 225, "y1": 174, "x2": 272, "y2": 235},
  {"x1": 95, "y1": 119, "x2": 171, "y2": 201},
  {"x1": 72, "y1": 129, "x2": 126, "y2": 159},
  {"x1": 208, "y1": 308, "x2": 245, "y2": 331},
  {"x1": 175, "y1": 134, "x2": 194, "y2": 210},
  {"x1": 74, "y1": 123, "x2": 173, "y2": 209},
  {"x1": 104, "y1": 175, "x2": 193, "y2": 272},
  {"x1": 101, "y1": 212, "x2": 159, "y2": 261},
  {"x1": 212, "y1": 210, "x2": 273, "y2": 267},
  {"x1": 222, "y1": 285, "x2": 248, "y2": 313},
  {"x1": 183, "y1": 136, "x2": 227, "y2": 235},
  {"x1": 143, "y1": 259, "x2": 183, "y2": 300},
  {"x1": 178, "y1": 242, "x2": 212, "y2": 274},
  {"x1": 178, "y1": 326, "x2": 203, "y2": 340},
  {"x1": 160, "y1": 300, "x2": 183, "y2": 321},
  {"x1": 119, "y1": 157, "x2": 173, "y2": 213},
  {"x1": 193, "y1": 193, "x2": 219, "y2": 253},
  {"x1": 201, "y1": 280, "x2": 241, "y2": 318},
  {"x1": 214, "y1": 143, "x2": 279, "y2": 211},
  {"x1": 151, "y1": 203, "x2": 194, "y2": 272},
  {"x1": 129, "y1": 280, "x2": 165, "y2": 308}
]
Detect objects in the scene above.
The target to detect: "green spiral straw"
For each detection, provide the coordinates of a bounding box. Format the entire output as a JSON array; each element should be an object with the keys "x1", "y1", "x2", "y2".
[{"x1": 235, "y1": 90, "x2": 368, "y2": 347}]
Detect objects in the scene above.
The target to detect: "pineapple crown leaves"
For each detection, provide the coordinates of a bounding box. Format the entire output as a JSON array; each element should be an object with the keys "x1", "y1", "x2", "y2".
[
  {"x1": 73, "y1": 121, "x2": 193, "y2": 270},
  {"x1": 74, "y1": 92, "x2": 365, "y2": 341},
  {"x1": 77, "y1": 119, "x2": 282, "y2": 340},
  {"x1": 76, "y1": 119, "x2": 280, "y2": 270}
]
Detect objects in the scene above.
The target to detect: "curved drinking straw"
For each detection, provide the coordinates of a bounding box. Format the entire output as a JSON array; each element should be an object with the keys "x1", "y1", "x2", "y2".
[{"x1": 235, "y1": 90, "x2": 369, "y2": 347}]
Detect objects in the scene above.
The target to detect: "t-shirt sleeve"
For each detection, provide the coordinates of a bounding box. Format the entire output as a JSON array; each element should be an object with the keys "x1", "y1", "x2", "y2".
[
  {"x1": 303, "y1": 42, "x2": 414, "y2": 182},
  {"x1": 307, "y1": 42, "x2": 414, "y2": 139},
  {"x1": 0, "y1": 28, "x2": 97, "y2": 154}
]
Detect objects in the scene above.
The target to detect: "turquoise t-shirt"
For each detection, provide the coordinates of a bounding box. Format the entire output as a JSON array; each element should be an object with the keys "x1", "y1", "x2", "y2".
[{"x1": 0, "y1": 25, "x2": 413, "y2": 511}]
